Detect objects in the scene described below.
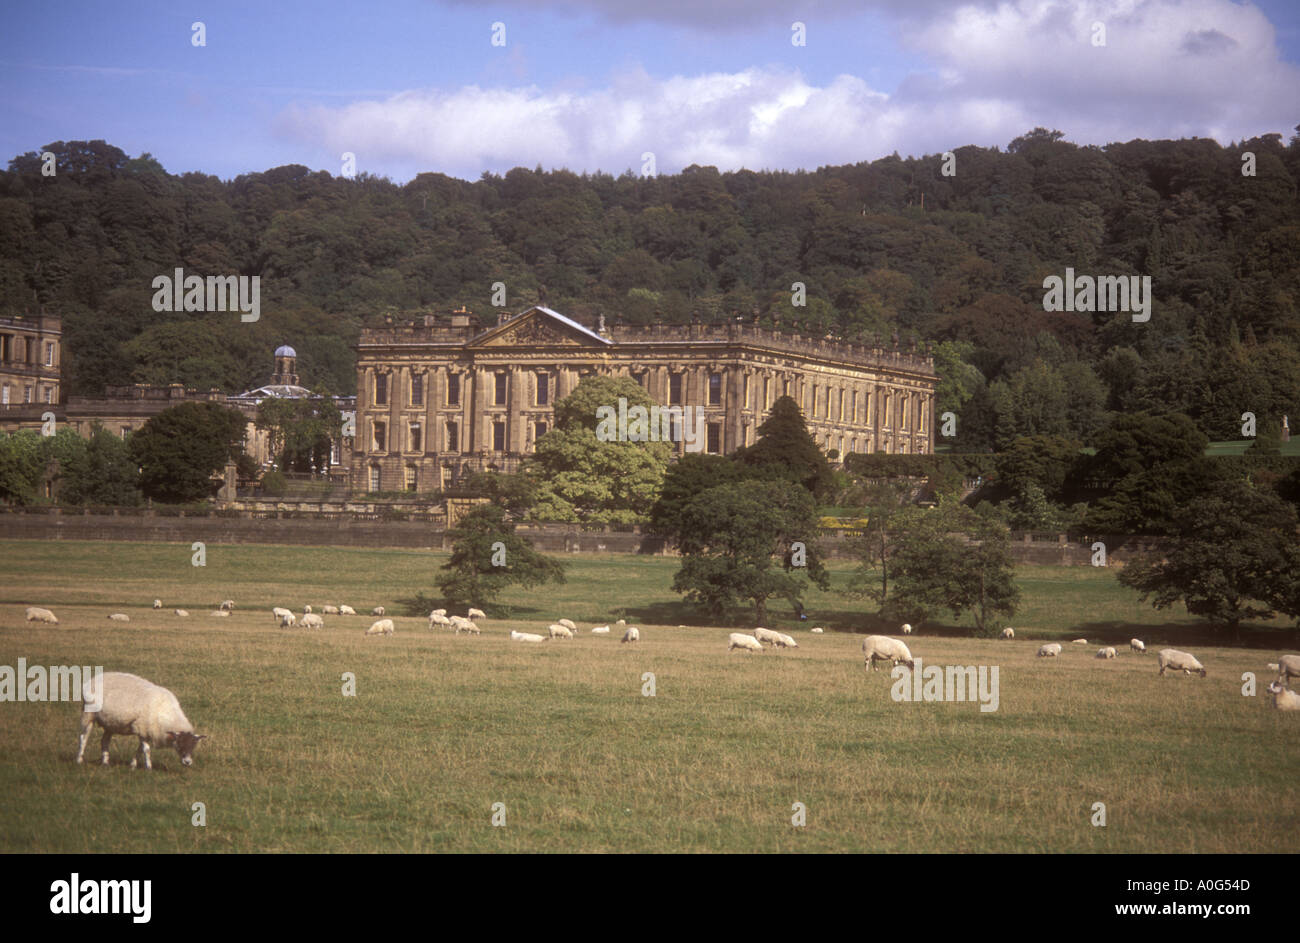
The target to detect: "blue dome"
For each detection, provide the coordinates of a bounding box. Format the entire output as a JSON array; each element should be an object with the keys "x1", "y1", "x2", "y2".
[{"x1": 274, "y1": 345, "x2": 297, "y2": 357}]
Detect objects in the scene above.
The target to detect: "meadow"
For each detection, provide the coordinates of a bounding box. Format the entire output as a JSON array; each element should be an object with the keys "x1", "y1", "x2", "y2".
[{"x1": 0, "y1": 539, "x2": 1295, "y2": 853}]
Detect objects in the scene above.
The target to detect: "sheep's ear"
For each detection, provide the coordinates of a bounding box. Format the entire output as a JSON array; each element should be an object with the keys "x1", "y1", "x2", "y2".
[{"x1": 165, "y1": 731, "x2": 178, "y2": 743}]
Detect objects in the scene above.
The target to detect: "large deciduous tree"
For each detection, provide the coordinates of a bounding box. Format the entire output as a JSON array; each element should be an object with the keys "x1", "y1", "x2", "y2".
[
  {"x1": 129, "y1": 401, "x2": 248, "y2": 503},
  {"x1": 437, "y1": 503, "x2": 566, "y2": 609}
]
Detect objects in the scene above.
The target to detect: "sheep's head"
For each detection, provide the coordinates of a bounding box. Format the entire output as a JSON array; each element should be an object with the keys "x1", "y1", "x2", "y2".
[
  {"x1": 168, "y1": 731, "x2": 207, "y2": 766},
  {"x1": 1267, "y1": 681, "x2": 1283, "y2": 696},
  {"x1": 1198, "y1": 668, "x2": 1207, "y2": 678},
  {"x1": 902, "y1": 658, "x2": 915, "y2": 670}
]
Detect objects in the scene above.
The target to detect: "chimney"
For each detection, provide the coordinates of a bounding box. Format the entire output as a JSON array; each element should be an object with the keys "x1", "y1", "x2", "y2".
[{"x1": 450, "y1": 305, "x2": 470, "y2": 328}]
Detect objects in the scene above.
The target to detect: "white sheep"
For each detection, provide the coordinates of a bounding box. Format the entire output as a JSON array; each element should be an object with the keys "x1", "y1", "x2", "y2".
[
  {"x1": 621, "y1": 626, "x2": 640, "y2": 644},
  {"x1": 861, "y1": 635, "x2": 915, "y2": 672},
  {"x1": 810, "y1": 627, "x2": 824, "y2": 634},
  {"x1": 1266, "y1": 680, "x2": 1300, "y2": 711},
  {"x1": 775, "y1": 632, "x2": 799, "y2": 649},
  {"x1": 556, "y1": 618, "x2": 576, "y2": 630},
  {"x1": 365, "y1": 618, "x2": 394, "y2": 637},
  {"x1": 454, "y1": 620, "x2": 480, "y2": 636},
  {"x1": 25, "y1": 606, "x2": 58, "y2": 624},
  {"x1": 209, "y1": 610, "x2": 230, "y2": 618},
  {"x1": 279, "y1": 612, "x2": 297, "y2": 628},
  {"x1": 1095, "y1": 646, "x2": 1117, "y2": 659},
  {"x1": 76, "y1": 672, "x2": 205, "y2": 770},
  {"x1": 339, "y1": 605, "x2": 357, "y2": 616},
  {"x1": 547, "y1": 623, "x2": 574, "y2": 640},
  {"x1": 448, "y1": 615, "x2": 473, "y2": 631},
  {"x1": 510, "y1": 630, "x2": 545, "y2": 643},
  {"x1": 615, "y1": 619, "x2": 627, "y2": 628},
  {"x1": 272, "y1": 607, "x2": 293, "y2": 624},
  {"x1": 322, "y1": 605, "x2": 340, "y2": 615},
  {"x1": 108, "y1": 613, "x2": 130, "y2": 622},
  {"x1": 468, "y1": 608, "x2": 487, "y2": 621},
  {"x1": 429, "y1": 613, "x2": 452, "y2": 629},
  {"x1": 430, "y1": 609, "x2": 447, "y2": 617},
  {"x1": 300, "y1": 613, "x2": 324, "y2": 629},
  {"x1": 220, "y1": 600, "x2": 235, "y2": 611},
  {"x1": 901, "y1": 623, "x2": 913, "y2": 635},
  {"x1": 728, "y1": 633, "x2": 764, "y2": 653},
  {"x1": 1071, "y1": 638, "x2": 1088, "y2": 645},
  {"x1": 590, "y1": 625, "x2": 611, "y2": 634},
  {"x1": 1157, "y1": 648, "x2": 1206, "y2": 678},
  {"x1": 1037, "y1": 643, "x2": 1062, "y2": 657},
  {"x1": 152, "y1": 599, "x2": 162, "y2": 609},
  {"x1": 174, "y1": 609, "x2": 189, "y2": 617},
  {"x1": 1001, "y1": 627, "x2": 1014, "y2": 639},
  {"x1": 753, "y1": 627, "x2": 783, "y2": 647},
  {"x1": 1278, "y1": 654, "x2": 1300, "y2": 684},
  {"x1": 303, "y1": 605, "x2": 313, "y2": 614},
  {"x1": 1130, "y1": 638, "x2": 1146, "y2": 654}
]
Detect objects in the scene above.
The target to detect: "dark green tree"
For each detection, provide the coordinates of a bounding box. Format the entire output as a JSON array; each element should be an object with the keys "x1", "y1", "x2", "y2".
[
  {"x1": 437, "y1": 503, "x2": 566, "y2": 609},
  {"x1": 734, "y1": 395, "x2": 834, "y2": 497},
  {"x1": 129, "y1": 401, "x2": 248, "y2": 503}
]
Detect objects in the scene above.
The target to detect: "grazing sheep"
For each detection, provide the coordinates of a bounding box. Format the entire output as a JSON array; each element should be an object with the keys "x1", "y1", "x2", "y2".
[
  {"x1": 152, "y1": 599, "x2": 162, "y2": 609},
  {"x1": 24, "y1": 607, "x2": 58, "y2": 624},
  {"x1": 364, "y1": 619, "x2": 394, "y2": 637},
  {"x1": 810, "y1": 627, "x2": 824, "y2": 634},
  {"x1": 279, "y1": 612, "x2": 297, "y2": 628},
  {"x1": 547, "y1": 623, "x2": 574, "y2": 640},
  {"x1": 775, "y1": 632, "x2": 799, "y2": 649},
  {"x1": 430, "y1": 609, "x2": 447, "y2": 617},
  {"x1": 339, "y1": 605, "x2": 357, "y2": 616},
  {"x1": 590, "y1": 625, "x2": 611, "y2": 634},
  {"x1": 1130, "y1": 638, "x2": 1146, "y2": 654},
  {"x1": 174, "y1": 609, "x2": 189, "y2": 617},
  {"x1": 108, "y1": 613, "x2": 130, "y2": 623},
  {"x1": 1037, "y1": 643, "x2": 1062, "y2": 657},
  {"x1": 1266, "y1": 681, "x2": 1300, "y2": 711},
  {"x1": 209, "y1": 610, "x2": 230, "y2": 618},
  {"x1": 728, "y1": 633, "x2": 764, "y2": 653},
  {"x1": 467, "y1": 608, "x2": 487, "y2": 621},
  {"x1": 220, "y1": 600, "x2": 235, "y2": 611},
  {"x1": 369, "y1": 606, "x2": 384, "y2": 616},
  {"x1": 322, "y1": 605, "x2": 340, "y2": 615},
  {"x1": 1071, "y1": 638, "x2": 1088, "y2": 645},
  {"x1": 1096, "y1": 647, "x2": 1117, "y2": 659},
  {"x1": 901, "y1": 623, "x2": 913, "y2": 635},
  {"x1": 555, "y1": 617, "x2": 576, "y2": 631},
  {"x1": 1157, "y1": 648, "x2": 1206, "y2": 678},
  {"x1": 76, "y1": 672, "x2": 205, "y2": 770},
  {"x1": 510, "y1": 630, "x2": 545, "y2": 643},
  {"x1": 299, "y1": 613, "x2": 323, "y2": 629},
  {"x1": 454, "y1": 620, "x2": 480, "y2": 636},
  {"x1": 615, "y1": 619, "x2": 627, "y2": 628},
  {"x1": 272, "y1": 607, "x2": 293, "y2": 624},
  {"x1": 1001, "y1": 627, "x2": 1015, "y2": 639},
  {"x1": 1278, "y1": 655, "x2": 1300, "y2": 684},
  {"x1": 621, "y1": 626, "x2": 640, "y2": 644},
  {"x1": 861, "y1": 635, "x2": 915, "y2": 672},
  {"x1": 448, "y1": 615, "x2": 473, "y2": 631},
  {"x1": 303, "y1": 605, "x2": 313, "y2": 614},
  {"x1": 753, "y1": 627, "x2": 783, "y2": 647},
  {"x1": 429, "y1": 613, "x2": 452, "y2": 629}
]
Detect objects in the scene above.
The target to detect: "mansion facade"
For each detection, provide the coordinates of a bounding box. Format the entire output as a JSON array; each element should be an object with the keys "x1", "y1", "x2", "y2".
[{"x1": 351, "y1": 306, "x2": 938, "y2": 493}]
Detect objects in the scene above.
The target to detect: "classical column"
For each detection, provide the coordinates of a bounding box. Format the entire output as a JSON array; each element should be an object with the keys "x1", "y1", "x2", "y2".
[
  {"x1": 725, "y1": 364, "x2": 743, "y2": 453},
  {"x1": 509, "y1": 366, "x2": 526, "y2": 454}
]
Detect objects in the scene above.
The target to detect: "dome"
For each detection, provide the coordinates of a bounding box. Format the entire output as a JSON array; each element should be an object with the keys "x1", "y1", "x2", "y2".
[{"x1": 274, "y1": 345, "x2": 297, "y2": 358}]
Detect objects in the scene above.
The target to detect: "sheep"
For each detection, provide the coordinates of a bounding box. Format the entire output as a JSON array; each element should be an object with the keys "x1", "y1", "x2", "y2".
[
  {"x1": 364, "y1": 618, "x2": 394, "y2": 637},
  {"x1": 25, "y1": 607, "x2": 58, "y2": 624},
  {"x1": 810, "y1": 627, "x2": 824, "y2": 634},
  {"x1": 1157, "y1": 648, "x2": 1206, "y2": 678},
  {"x1": 556, "y1": 618, "x2": 576, "y2": 631},
  {"x1": 510, "y1": 630, "x2": 545, "y2": 643},
  {"x1": 152, "y1": 599, "x2": 162, "y2": 610},
  {"x1": 1278, "y1": 655, "x2": 1300, "y2": 684},
  {"x1": 303, "y1": 605, "x2": 312, "y2": 614},
  {"x1": 590, "y1": 625, "x2": 611, "y2": 634},
  {"x1": 861, "y1": 635, "x2": 915, "y2": 672},
  {"x1": 775, "y1": 632, "x2": 799, "y2": 649},
  {"x1": 1265, "y1": 681, "x2": 1300, "y2": 711},
  {"x1": 219, "y1": 600, "x2": 235, "y2": 611},
  {"x1": 728, "y1": 633, "x2": 764, "y2": 653},
  {"x1": 272, "y1": 607, "x2": 293, "y2": 624},
  {"x1": 448, "y1": 615, "x2": 473, "y2": 631},
  {"x1": 322, "y1": 605, "x2": 340, "y2": 615},
  {"x1": 299, "y1": 613, "x2": 323, "y2": 629},
  {"x1": 108, "y1": 613, "x2": 130, "y2": 623},
  {"x1": 1037, "y1": 643, "x2": 1062, "y2": 657},
  {"x1": 901, "y1": 623, "x2": 913, "y2": 635},
  {"x1": 468, "y1": 608, "x2": 487, "y2": 621},
  {"x1": 1001, "y1": 627, "x2": 1015, "y2": 639},
  {"x1": 621, "y1": 626, "x2": 640, "y2": 644},
  {"x1": 615, "y1": 619, "x2": 627, "y2": 628},
  {"x1": 547, "y1": 623, "x2": 574, "y2": 640},
  {"x1": 429, "y1": 613, "x2": 452, "y2": 629},
  {"x1": 174, "y1": 609, "x2": 189, "y2": 617},
  {"x1": 368, "y1": 606, "x2": 383, "y2": 616},
  {"x1": 76, "y1": 672, "x2": 205, "y2": 770},
  {"x1": 1071, "y1": 638, "x2": 1088, "y2": 645},
  {"x1": 209, "y1": 610, "x2": 230, "y2": 618},
  {"x1": 430, "y1": 609, "x2": 447, "y2": 617},
  {"x1": 753, "y1": 627, "x2": 783, "y2": 647},
  {"x1": 1096, "y1": 647, "x2": 1117, "y2": 659},
  {"x1": 279, "y1": 612, "x2": 297, "y2": 628},
  {"x1": 339, "y1": 605, "x2": 357, "y2": 616},
  {"x1": 454, "y1": 620, "x2": 480, "y2": 636},
  {"x1": 1130, "y1": 638, "x2": 1146, "y2": 654}
]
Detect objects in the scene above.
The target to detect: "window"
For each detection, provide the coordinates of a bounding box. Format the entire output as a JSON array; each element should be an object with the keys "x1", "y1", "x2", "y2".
[
  {"x1": 374, "y1": 373, "x2": 388, "y2": 406},
  {"x1": 410, "y1": 374, "x2": 424, "y2": 407},
  {"x1": 45, "y1": 342, "x2": 55, "y2": 366},
  {"x1": 837, "y1": 389, "x2": 844, "y2": 421},
  {"x1": 493, "y1": 421, "x2": 506, "y2": 452},
  {"x1": 120, "y1": 425, "x2": 130, "y2": 439},
  {"x1": 782, "y1": 379, "x2": 790, "y2": 397},
  {"x1": 446, "y1": 373, "x2": 460, "y2": 406},
  {"x1": 852, "y1": 391, "x2": 858, "y2": 424},
  {"x1": 1, "y1": 384, "x2": 8, "y2": 405},
  {"x1": 864, "y1": 392, "x2": 871, "y2": 424},
  {"x1": 409, "y1": 423, "x2": 422, "y2": 453},
  {"x1": 405, "y1": 465, "x2": 418, "y2": 492},
  {"x1": 536, "y1": 374, "x2": 549, "y2": 406},
  {"x1": 494, "y1": 373, "x2": 507, "y2": 406},
  {"x1": 441, "y1": 466, "x2": 453, "y2": 490},
  {"x1": 43, "y1": 386, "x2": 52, "y2": 404},
  {"x1": 706, "y1": 422, "x2": 722, "y2": 454},
  {"x1": 708, "y1": 373, "x2": 722, "y2": 406},
  {"x1": 669, "y1": 373, "x2": 683, "y2": 406},
  {"x1": 372, "y1": 421, "x2": 386, "y2": 452},
  {"x1": 24, "y1": 386, "x2": 32, "y2": 403},
  {"x1": 763, "y1": 377, "x2": 770, "y2": 407},
  {"x1": 535, "y1": 421, "x2": 548, "y2": 442},
  {"x1": 331, "y1": 440, "x2": 341, "y2": 465},
  {"x1": 369, "y1": 466, "x2": 381, "y2": 491},
  {"x1": 901, "y1": 397, "x2": 909, "y2": 429},
  {"x1": 445, "y1": 421, "x2": 459, "y2": 453}
]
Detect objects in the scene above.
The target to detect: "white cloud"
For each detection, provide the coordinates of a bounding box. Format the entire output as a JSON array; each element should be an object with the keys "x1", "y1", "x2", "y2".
[{"x1": 277, "y1": 0, "x2": 1299, "y2": 180}]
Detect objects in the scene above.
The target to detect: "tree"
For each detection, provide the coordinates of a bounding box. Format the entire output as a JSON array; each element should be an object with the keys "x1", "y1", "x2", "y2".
[
  {"x1": 129, "y1": 401, "x2": 248, "y2": 503},
  {"x1": 256, "y1": 391, "x2": 344, "y2": 474},
  {"x1": 0, "y1": 431, "x2": 43, "y2": 504},
  {"x1": 1118, "y1": 480, "x2": 1300, "y2": 633},
  {"x1": 734, "y1": 395, "x2": 834, "y2": 497},
  {"x1": 670, "y1": 478, "x2": 828, "y2": 623},
  {"x1": 60, "y1": 424, "x2": 140, "y2": 505},
  {"x1": 649, "y1": 453, "x2": 748, "y2": 537},
  {"x1": 436, "y1": 503, "x2": 566, "y2": 609},
  {"x1": 846, "y1": 479, "x2": 913, "y2": 609}
]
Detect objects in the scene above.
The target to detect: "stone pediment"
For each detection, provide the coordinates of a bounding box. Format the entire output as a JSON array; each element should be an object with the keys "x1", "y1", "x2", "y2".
[{"x1": 468, "y1": 306, "x2": 612, "y2": 349}]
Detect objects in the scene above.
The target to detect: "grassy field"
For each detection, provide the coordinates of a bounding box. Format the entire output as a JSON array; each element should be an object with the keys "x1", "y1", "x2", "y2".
[{"x1": 0, "y1": 539, "x2": 1296, "y2": 853}]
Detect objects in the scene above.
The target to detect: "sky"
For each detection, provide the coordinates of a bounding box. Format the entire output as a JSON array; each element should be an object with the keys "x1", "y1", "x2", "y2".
[{"x1": 1, "y1": 0, "x2": 1297, "y2": 183}]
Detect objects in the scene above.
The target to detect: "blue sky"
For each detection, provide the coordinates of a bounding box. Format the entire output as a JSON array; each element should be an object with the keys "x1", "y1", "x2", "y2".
[{"x1": 2, "y1": 0, "x2": 1297, "y2": 182}]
